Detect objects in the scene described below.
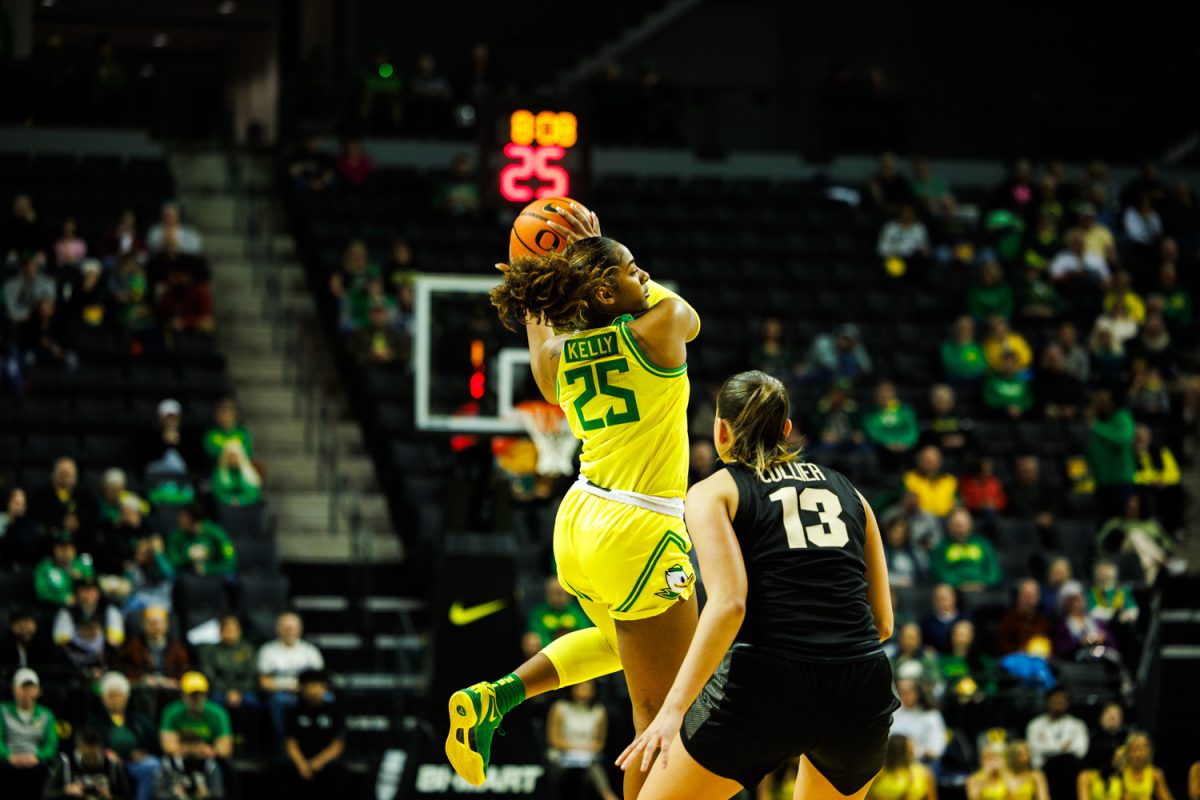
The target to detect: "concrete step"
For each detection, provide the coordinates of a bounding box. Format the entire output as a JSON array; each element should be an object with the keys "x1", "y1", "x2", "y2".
[
  {"x1": 204, "y1": 232, "x2": 294, "y2": 261},
  {"x1": 264, "y1": 456, "x2": 378, "y2": 493},
  {"x1": 251, "y1": 417, "x2": 360, "y2": 444},
  {"x1": 184, "y1": 196, "x2": 238, "y2": 232},
  {"x1": 213, "y1": 334, "x2": 280, "y2": 358},
  {"x1": 275, "y1": 531, "x2": 403, "y2": 563},
  {"x1": 273, "y1": 512, "x2": 393, "y2": 544},
  {"x1": 212, "y1": 293, "x2": 309, "y2": 321},
  {"x1": 217, "y1": 318, "x2": 277, "y2": 341},
  {"x1": 273, "y1": 491, "x2": 390, "y2": 519},
  {"x1": 238, "y1": 386, "x2": 295, "y2": 416},
  {"x1": 225, "y1": 356, "x2": 287, "y2": 384},
  {"x1": 171, "y1": 152, "x2": 229, "y2": 191}
]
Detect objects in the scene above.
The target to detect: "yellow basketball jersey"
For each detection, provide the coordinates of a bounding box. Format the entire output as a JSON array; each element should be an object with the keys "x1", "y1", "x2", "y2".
[
  {"x1": 557, "y1": 313, "x2": 689, "y2": 498},
  {"x1": 1122, "y1": 768, "x2": 1155, "y2": 800}
]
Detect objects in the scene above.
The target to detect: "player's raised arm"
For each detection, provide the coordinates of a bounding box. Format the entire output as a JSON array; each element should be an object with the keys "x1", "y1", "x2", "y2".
[
  {"x1": 642, "y1": 280, "x2": 700, "y2": 342},
  {"x1": 858, "y1": 489, "x2": 894, "y2": 642}
]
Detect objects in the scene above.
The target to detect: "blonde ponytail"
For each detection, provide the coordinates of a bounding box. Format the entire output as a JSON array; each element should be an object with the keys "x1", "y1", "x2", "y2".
[{"x1": 717, "y1": 370, "x2": 802, "y2": 477}]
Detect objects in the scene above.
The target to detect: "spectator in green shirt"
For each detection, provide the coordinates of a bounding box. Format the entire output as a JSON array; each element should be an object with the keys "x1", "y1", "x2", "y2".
[
  {"x1": 167, "y1": 505, "x2": 237, "y2": 577},
  {"x1": 211, "y1": 440, "x2": 263, "y2": 508},
  {"x1": 911, "y1": 157, "x2": 951, "y2": 213},
  {"x1": 527, "y1": 578, "x2": 592, "y2": 649},
  {"x1": 202, "y1": 396, "x2": 253, "y2": 470},
  {"x1": 930, "y1": 506, "x2": 1001, "y2": 591},
  {"x1": 198, "y1": 615, "x2": 261, "y2": 713},
  {"x1": 937, "y1": 619, "x2": 998, "y2": 699},
  {"x1": 983, "y1": 351, "x2": 1033, "y2": 418},
  {"x1": 1157, "y1": 259, "x2": 1193, "y2": 331},
  {"x1": 967, "y1": 261, "x2": 1014, "y2": 321},
  {"x1": 92, "y1": 671, "x2": 161, "y2": 800},
  {"x1": 0, "y1": 668, "x2": 59, "y2": 798},
  {"x1": 34, "y1": 533, "x2": 95, "y2": 608},
  {"x1": 941, "y1": 315, "x2": 989, "y2": 384},
  {"x1": 862, "y1": 381, "x2": 921, "y2": 469},
  {"x1": 1088, "y1": 390, "x2": 1136, "y2": 524},
  {"x1": 160, "y1": 672, "x2": 233, "y2": 759}
]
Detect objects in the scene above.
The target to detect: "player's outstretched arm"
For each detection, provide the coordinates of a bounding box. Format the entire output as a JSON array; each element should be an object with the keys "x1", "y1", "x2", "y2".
[
  {"x1": 616, "y1": 470, "x2": 746, "y2": 773},
  {"x1": 858, "y1": 490, "x2": 894, "y2": 642}
]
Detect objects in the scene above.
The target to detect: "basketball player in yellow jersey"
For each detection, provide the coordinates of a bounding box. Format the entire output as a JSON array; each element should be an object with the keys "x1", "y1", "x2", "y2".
[
  {"x1": 445, "y1": 206, "x2": 701, "y2": 800},
  {"x1": 1119, "y1": 733, "x2": 1173, "y2": 800}
]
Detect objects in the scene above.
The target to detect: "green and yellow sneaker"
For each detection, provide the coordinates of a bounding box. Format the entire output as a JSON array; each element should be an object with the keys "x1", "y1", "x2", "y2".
[{"x1": 446, "y1": 682, "x2": 503, "y2": 786}]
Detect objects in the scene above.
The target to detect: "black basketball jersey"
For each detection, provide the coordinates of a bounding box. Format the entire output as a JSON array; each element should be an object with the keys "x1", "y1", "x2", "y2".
[{"x1": 723, "y1": 460, "x2": 882, "y2": 663}]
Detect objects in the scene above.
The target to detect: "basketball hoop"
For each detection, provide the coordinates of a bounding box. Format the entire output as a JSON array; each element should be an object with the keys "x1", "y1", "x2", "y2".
[{"x1": 515, "y1": 400, "x2": 578, "y2": 477}]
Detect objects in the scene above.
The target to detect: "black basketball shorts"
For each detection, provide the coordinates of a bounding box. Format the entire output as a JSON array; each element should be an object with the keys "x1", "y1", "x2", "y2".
[{"x1": 680, "y1": 646, "x2": 900, "y2": 793}]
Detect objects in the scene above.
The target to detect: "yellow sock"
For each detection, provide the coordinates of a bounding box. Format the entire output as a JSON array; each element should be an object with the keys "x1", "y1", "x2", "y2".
[{"x1": 542, "y1": 627, "x2": 622, "y2": 687}]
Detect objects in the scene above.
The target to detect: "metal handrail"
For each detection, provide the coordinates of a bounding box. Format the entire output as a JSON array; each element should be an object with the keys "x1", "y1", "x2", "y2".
[{"x1": 1134, "y1": 589, "x2": 1164, "y2": 730}]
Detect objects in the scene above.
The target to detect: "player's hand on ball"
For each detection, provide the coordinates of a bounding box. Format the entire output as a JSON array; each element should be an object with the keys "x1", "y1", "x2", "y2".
[
  {"x1": 546, "y1": 202, "x2": 601, "y2": 244},
  {"x1": 615, "y1": 705, "x2": 684, "y2": 773}
]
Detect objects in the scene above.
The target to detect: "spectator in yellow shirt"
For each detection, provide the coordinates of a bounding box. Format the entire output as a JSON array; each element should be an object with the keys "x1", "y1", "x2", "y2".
[
  {"x1": 1102, "y1": 270, "x2": 1146, "y2": 324},
  {"x1": 1132, "y1": 423, "x2": 1183, "y2": 531},
  {"x1": 982, "y1": 316, "x2": 1033, "y2": 372},
  {"x1": 904, "y1": 445, "x2": 959, "y2": 518},
  {"x1": 1076, "y1": 203, "x2": 1116, "y2": 265}
]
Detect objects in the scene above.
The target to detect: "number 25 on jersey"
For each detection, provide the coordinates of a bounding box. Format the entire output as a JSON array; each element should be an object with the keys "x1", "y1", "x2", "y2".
[
  {"x1": 769, "y1": 487, "x2": 850, "y2": 548},
  {"x1": 562, "y1": 357, "x2": 641, "y2": 431}
]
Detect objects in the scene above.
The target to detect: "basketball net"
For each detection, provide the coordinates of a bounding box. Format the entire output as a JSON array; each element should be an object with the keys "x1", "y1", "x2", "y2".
[{"x1": 515, "y1": 400, "x2": 578, "y2": 477}]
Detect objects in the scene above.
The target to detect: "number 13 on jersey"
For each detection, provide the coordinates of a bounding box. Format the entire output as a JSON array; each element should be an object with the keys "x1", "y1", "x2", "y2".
[{"x1": 769, "y1": 487, "x2": 850, "y2": 548}]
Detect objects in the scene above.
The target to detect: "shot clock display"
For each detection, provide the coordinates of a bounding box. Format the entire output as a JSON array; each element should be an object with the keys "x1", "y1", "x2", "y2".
[{"x1": 484, "y1": 103, "x2": 589, "y2": 205}]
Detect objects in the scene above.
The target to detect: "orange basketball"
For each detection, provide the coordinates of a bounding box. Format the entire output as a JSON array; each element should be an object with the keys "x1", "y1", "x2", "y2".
[{"x1": 508, "y1": 196, "x2": 591, "y2": 261}]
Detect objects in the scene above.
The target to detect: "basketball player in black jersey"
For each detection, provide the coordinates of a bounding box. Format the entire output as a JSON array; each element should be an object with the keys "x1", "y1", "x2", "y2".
[{"x1": 616, "y1": 370, "x2": 897, "y2": 800}]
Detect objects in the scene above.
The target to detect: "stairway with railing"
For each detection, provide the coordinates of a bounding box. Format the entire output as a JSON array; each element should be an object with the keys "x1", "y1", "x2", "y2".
[{"x1": 174, "y1": 146, "x2": 399, "y2": 561}]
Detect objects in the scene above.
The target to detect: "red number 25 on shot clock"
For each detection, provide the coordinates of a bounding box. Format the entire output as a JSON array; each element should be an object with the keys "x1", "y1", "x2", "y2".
[{"x1": 500, "y1": 110, "x2": 578, "y2": 202}]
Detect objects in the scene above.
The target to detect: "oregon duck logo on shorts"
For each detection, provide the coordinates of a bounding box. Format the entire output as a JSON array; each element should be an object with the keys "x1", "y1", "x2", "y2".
[{"x1": 655, "y1": 564, "x2": 695, "y2": 600}]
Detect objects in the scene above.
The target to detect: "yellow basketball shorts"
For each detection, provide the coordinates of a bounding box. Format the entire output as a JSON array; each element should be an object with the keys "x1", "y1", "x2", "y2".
[{"x1": 553, "y1": 486, "x2": 695, "y2": 621}]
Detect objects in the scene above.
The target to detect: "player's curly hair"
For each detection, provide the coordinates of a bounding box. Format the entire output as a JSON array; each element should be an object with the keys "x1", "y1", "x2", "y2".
[
  {"x1": 717, "y1": 370, "x2": 803, "y2": 477},
  {"x1": 490, "y1": 237, "x2": 624, "y2": 332}
]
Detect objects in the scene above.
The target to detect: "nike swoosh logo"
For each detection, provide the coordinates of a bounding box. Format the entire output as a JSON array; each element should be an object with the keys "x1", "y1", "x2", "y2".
[{"x1": 449, "y1": 599, "x2": 507, "y2": 626}]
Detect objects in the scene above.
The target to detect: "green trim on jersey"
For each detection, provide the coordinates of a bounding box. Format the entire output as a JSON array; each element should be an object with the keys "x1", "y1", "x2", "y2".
[
  {"x1": 615, "y1": 530, "x2": 690, "y2": 613},
  {"x1": 616, "y1": 319, "x2": 686, "y2": 378}
]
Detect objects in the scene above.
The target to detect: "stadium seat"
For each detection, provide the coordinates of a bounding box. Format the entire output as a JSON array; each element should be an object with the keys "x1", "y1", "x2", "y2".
[
  {"x1": 232, "y1": 534, "x2": 277, "y2": 575},
  {"x1": 1052, "y1": 659, "x2": 1123, "y2": 708},
  {"x1": 1054, "y1": 521, "x2": 1096, "y2": 563},
  {"x1": 173, "y1": 574, "x2": 229, "y2": 631},
  {"x1": 962, "y1": 587, "x2": 1010, "y2": 615},
  {"x1": 238, "y1": 574, "x2": 289, "y2": 640},
  {"x1": 993, "y1": 518, "x2": 1039, "y2": 551},
  {"x1": 216, "y1": 504, "x2": 267, "y2": 539},
  {"x1": 0, "y1": 572, "x2": 35, "y2": 629},
  {"x1": 892, "y1": 585, "x2": 934, "y2": 620},
  {"x1": 973, "y1": 421, "x2": 1018, "y2": 456},
  {"x1": 21, "y1": 434, "x2": 79, "y2": 466}
]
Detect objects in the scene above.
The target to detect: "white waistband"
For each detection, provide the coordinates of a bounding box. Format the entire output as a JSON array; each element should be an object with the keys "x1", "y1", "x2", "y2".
[{"x1": 572, "y1": 477, "x2": 685, "y2": 519}]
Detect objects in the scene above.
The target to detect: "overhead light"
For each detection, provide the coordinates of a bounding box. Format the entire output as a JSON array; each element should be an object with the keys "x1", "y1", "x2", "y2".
[
  {"x1": 218, "y1": 1, "x2": 236, "y2": 13},
  {"x1": 41, "y1": 0, "x2": 56, "y2": 8},
  {"x1": 152, "y1": 33, "x2": 168, "y2": 48},
  {"x1": 139, "y1": 63, "x2": 155, "y2": 78}
]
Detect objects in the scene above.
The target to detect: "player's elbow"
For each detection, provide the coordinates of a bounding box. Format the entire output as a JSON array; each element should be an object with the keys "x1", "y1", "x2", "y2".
[
  {"x1": 713, "y1": 595, "x2": 746, "y2": 625},
  {"x1": 875, "y1": 614, "x2": 894, "y2": 642}
]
